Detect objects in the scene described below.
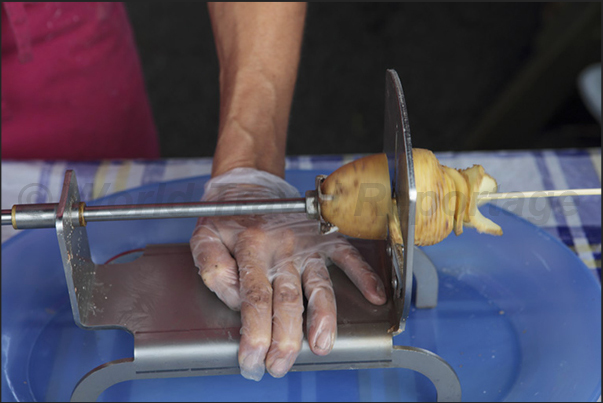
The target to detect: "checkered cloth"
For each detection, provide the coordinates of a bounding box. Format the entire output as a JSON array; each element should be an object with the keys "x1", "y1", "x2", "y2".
[{"x1": 2, "y1": 148, "x2": 601, "y2": 280}]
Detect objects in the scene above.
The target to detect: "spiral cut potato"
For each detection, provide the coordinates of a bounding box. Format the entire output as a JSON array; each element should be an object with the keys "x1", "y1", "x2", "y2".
[{"x1": 319, "y1": 149, "x2": 503, "y2": 245}]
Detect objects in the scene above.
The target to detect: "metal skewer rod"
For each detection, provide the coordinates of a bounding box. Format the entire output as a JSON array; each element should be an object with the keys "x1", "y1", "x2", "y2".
[
  {"x1": 83, "y1": 198, "x2": 307, "y2": 222},
  {"x1": 1, "y1": 198, "x2": 308, "y2": 229},
  {"x1": 477, "y1": 188, "x2": 601, "y2": 201},
  {"x1": 2, "y1": 187, "x2": 599, "y2": 229},
  {"x1": 1, "y1": 211, "x2": 11, "y2": 226}
]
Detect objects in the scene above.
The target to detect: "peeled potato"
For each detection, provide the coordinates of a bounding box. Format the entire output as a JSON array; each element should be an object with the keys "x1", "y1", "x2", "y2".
[
  {"x1": 441, "y1": 166, "x2": 469, "y2": 236},
  {"x1": 319, "y1": 149, "x2": 503, "y2": 245},
  {"x1": 460, "y1": 165, "x2": 503, "y2": 236},
  {"x1": 413, "y1": 149, "x2": 457, "y2": 246},
  {"x1": 320, "y1": 153, "x2": 392, "y2": 240}
]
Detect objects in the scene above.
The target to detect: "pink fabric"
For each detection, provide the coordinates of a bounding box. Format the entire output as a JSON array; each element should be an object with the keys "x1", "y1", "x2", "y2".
[{"x1": 1, "y1": 2, "x2": 160, "y2": 160}]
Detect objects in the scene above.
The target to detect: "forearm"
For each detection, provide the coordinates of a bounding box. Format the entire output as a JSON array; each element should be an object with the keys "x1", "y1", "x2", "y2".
[{"x1": 208, "y1": 2, "x2": 307, "y2": 179}]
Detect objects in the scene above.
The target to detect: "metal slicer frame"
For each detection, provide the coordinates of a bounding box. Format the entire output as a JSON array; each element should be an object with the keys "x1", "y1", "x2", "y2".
[{"x1": 51, "y1": 69, "x2": 461, "y2": 402}]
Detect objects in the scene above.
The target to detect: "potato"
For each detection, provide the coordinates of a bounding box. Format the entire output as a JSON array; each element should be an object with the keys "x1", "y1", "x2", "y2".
[
  {"x1": 413, "y1": 149, "x2": 503, "y2": 244},
  {"x1": 441, "y1": 166, "x2": 469, "y2": 236},
  {"x1": 413, "y1": 149, "x2": 457, "y2": 246},
  {"x1": 459, "y1": 165, "x2": 503, "y2": 236},
  {"x1": 388, "y1": 198, "x2": 404, "y2": 245},
  {"x1": 319, "y1": 149, "x2": 503, "y2": 245},
  {"x1": 319, "y1": 153, "x2": 392, "y2": 240}
]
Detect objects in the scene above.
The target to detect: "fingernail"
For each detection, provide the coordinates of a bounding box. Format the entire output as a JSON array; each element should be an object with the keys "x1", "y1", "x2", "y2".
[
  {"x1": 314, "y1": 330, "x2": 333, "y2": 353},
  {"x1": 268, "y1": 355, "x2": 294, "y2": 378},
  {"x1": 239, "y1": 351, "x2": 265, "y2": 381}
]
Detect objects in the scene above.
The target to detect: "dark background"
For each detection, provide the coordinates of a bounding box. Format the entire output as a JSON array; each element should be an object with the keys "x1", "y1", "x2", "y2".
[{"x1": 124, "y1": 2, "x2": 601, "y2": 158}]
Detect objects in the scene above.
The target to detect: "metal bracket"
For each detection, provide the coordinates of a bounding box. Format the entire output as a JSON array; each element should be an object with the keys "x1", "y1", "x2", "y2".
[
  {"x1": 55, "y1": 170, "x2": 96, "y2": 329},
  {"x1": 413, "y1": 246, "x2": 439, "y2": 309},
  {"x1": 72, "y1": 346, "x2": 461, "y2": 402},
  {"x1": 65, "y1": 241, "x2": 459, "y2": 402}
]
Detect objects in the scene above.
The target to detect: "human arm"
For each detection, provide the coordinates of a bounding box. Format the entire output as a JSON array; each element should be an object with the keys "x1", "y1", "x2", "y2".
[
  {"x1": 192, "y1": 2, "x2": 387, "y2": 382},
  {"x1": 208, "y1": 2, "x2": 307, "y2": 178}
]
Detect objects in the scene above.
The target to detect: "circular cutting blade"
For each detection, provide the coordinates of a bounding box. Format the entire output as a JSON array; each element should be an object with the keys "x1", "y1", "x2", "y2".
[{"x1": 383, "y1": 69, "x2": 417, "y2": 331}]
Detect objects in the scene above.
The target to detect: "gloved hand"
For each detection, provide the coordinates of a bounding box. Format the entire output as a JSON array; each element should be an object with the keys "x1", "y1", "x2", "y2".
[{"x1": 189, "y1": 168, "x2": 387, "y2": 381}]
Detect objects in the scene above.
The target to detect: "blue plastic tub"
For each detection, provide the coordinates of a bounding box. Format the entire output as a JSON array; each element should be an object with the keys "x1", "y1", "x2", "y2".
[{"x1": 2, "y1": 170, "x2": 601, "y2": 402}]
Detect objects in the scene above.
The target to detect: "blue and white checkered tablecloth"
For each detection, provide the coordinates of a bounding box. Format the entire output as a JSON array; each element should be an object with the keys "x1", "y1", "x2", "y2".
[{"x1": 2, "y1": 148, "x2": 601, "y2": 279}]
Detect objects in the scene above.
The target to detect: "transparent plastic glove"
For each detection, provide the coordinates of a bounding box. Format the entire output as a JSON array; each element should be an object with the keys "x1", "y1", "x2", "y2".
[{"x1": 189, "y1": 168, "x2": 387, "y2": 381}]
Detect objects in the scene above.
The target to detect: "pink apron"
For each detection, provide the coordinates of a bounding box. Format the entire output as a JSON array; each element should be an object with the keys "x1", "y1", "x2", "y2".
[{"x1": 1, "y1": 2, "x2": 160, "y2": 160}]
